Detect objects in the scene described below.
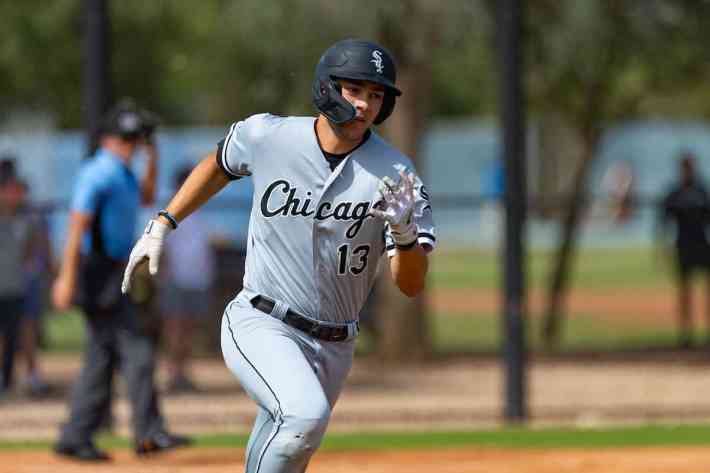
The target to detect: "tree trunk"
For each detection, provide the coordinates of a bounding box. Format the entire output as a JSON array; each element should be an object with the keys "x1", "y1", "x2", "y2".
[
  {"x1": 367, "y1": 0, "x2": 440, "y2": 362},
  {"x1": 374, "y1": 55, "x2": 433, "y2": 363},
  {"x1": 542, "y1": 134, "x2": 598, "y2": 347}
]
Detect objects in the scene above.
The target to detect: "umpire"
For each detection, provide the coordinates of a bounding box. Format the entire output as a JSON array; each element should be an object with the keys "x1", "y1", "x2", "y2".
[{"x1": 51, "y1": 100, "x2": 189, "y2": 461}]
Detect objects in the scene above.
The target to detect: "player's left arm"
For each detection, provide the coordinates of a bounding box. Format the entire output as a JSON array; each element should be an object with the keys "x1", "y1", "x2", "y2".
[
  {"x1": 390, "y1": 245, "x2": 429, "y2": 297},
  {"x1": 371, "y1": 169, "x2": 436, "y2": 297}
]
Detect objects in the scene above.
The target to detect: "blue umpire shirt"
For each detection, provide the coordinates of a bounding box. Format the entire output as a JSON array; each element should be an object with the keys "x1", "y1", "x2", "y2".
[{"x1": 71, "y1": 148, "x2": 141, "y2": 261}]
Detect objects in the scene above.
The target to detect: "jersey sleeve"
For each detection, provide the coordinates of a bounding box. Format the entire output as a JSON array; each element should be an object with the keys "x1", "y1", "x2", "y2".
[
  {"x1": 385, "y1": 173, "x2": 437, "y2": 257},
  {"x1": 70, "y1": 166, "x2": 105, "y2": 215},
  {"x1": 216, "y1": 118, "x2": 257, "y2": 180}
]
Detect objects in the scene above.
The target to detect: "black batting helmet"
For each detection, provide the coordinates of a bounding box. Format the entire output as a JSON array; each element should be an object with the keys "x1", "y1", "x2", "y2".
[{"x1": 312, "y1": 38, "x2": 402, "y2": 125}]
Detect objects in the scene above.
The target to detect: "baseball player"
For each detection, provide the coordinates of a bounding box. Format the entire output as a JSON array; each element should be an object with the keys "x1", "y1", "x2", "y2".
[{"x1": 122, "y1": 38, "x2": 436, "y2": 473}]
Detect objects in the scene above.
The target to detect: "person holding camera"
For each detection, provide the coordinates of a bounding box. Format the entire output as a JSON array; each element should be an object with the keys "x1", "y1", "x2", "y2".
[{"x1": 51, "y1": 100, "x2": 190, "y2": 461}]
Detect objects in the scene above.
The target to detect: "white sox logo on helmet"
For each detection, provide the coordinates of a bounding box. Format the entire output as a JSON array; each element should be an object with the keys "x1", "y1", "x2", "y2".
[{"x1": 370, "y1": 50, "x2": 384, "y2": 74}]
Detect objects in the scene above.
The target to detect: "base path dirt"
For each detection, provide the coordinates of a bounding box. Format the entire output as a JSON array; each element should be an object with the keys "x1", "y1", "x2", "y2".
[
  {"x1": 6, "y1": 355, "x2": 710, "y2": 441},
  {"x1": 1, "y1": 447, "x2": 709, "y2": 473}
]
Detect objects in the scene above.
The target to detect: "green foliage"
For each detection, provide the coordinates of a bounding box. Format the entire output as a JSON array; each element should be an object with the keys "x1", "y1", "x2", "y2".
[
  {"x1": 524, "y1": 0, "x2": 710, "y2": 130},
  {"x1": 0, "y1": 0, "x2": 82, "y2": 124},
  {"x1": 2, "y1": 1, "x2": 710, "y2": 127},
  {"x1": 0, "y1": 0, "x2": 491, "y2": 127}
]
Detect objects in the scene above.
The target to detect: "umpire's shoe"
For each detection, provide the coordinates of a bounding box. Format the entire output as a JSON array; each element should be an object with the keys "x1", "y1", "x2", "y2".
[
  {"x1": 135, "y1": 431, "x2": 192, "y2": 456},
  {"x1": 54, "y1": 441, "x2": 111, "y2": 462}
]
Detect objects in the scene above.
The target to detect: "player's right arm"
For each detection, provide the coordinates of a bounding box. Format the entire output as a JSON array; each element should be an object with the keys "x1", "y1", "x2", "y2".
[
  {"x1": 122, "y1": 117, "x2": 258, "y2": 293},
  {"x1": 159, "y1": 153, "x2": 230, "y2": 225},
  {"x1": 121, "y1": 153, "x2": 230, "y2": 293}
]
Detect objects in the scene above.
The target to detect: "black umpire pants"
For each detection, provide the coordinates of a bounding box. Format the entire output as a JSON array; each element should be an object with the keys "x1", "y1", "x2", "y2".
[
  {"x1": 58, "y1": 298, "x2": 165, "y2": 445},
  {"x1": 0, "y1": 296, "x2": 23, "y2": 391}
]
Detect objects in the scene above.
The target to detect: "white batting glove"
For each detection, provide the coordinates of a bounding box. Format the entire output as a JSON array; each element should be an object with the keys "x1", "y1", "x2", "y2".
[
  {"x1": 121, "y1": 219, "x2": 171, "y2": 294},
  {"x1": 369, "y1": 170, "x2": 418, "y2": 247}
]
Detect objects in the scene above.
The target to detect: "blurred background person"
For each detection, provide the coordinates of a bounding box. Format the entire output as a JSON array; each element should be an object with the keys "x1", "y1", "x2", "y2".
[
  {"x1": 600, "y1": 160, "x2": 636, "y2": 224},
  {"x1": 17, "y1": 178, "x2": 54, "y2": 398},
  {"x1": 0, "y1": 158, "x2": 37, "y2": 397},
  {"x1": 51, "y1": 100, "x2": 189, "y2": 461},
  {"x1": 159, "y1": 165, "x2": 216, "y2": 394},
  {"x1": 657, "y1": 151, "x2": 710, "y2": 348}
]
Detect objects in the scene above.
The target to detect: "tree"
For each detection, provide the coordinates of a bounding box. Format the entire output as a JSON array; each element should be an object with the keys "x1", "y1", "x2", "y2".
[
  {"x1": 0, "y1": 1, "x2": 494, "y2": 128},
  {"x1": 522, "y1": 0, "x2": 710, "y2": 345},
  {"x1": 370, "y1": 0, "x2": 482, "y2": 361}
]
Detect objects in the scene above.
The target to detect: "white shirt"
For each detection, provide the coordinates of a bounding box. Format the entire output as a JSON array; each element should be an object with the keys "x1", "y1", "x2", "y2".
[{"x1": 164, "y1": 213, "x2": 216, "y2": 291}]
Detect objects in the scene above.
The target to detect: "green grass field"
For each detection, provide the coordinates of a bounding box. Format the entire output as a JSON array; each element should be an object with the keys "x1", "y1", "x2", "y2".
[
  {"x1": 430, "y1": 247, "x2": 672, "y2": 290},
  {"x1": 430, "y1": 310, "x2": 683, "y2": 353},
  {"x1": 1, "y1": 424, "x2": 709, "y2": 451},
  {"x1": 426, "y1": 247, "x2": 697, "y2": 353},
  {"x1": 44, "y1": 248, "x2": 692, "y2": 354}
]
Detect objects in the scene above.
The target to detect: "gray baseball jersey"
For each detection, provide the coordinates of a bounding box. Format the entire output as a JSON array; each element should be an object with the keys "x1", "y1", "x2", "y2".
[{"x1": 217, "y1": 113, "x2": 437, "y2": 323}]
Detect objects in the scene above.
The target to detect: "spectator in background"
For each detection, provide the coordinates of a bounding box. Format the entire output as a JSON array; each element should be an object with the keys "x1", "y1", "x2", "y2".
[
  {"x1": 160, "y1": 165, "x2": 216, "y2": 393},
  {"x1": 0, "y1": 158, "x2": 16, "y2": 182},
  {"x1": 657, "y1": 151, "x2": 710, "y2": 348},
  {"x1": 600, "y1": 160, "x2": 636, "y2": 224},
  {"x1": 51, "y1": 100, "x2": 189, "y2": 461},
  {"x1": 17, "y1": 179, "x2": 54, "y2": 397},
  {"x1": 0, "y1": 159, "x2": 36, "y2": 397}
]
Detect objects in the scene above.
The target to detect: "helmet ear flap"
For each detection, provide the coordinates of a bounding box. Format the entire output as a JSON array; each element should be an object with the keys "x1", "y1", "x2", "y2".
[
  {"x1": 374, "y1": 93, "x2": 396, "y2": 125},
  {"x1": 312, "y1": 76, "x2": 356, "y2": 124}
]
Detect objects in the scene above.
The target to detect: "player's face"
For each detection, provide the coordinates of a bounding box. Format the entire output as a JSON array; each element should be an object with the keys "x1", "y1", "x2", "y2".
[{"x1": 338, "y1": 79, "x2": 385, "y2": 139}]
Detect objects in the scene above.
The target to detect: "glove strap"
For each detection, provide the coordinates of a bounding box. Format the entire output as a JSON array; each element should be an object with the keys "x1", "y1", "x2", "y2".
[
  {"x1": 391, "y1": 220, "x2": 417, "y2": 249},
  {"x1": 158, "y1": 209, "x2": 178, "y2": 229}
]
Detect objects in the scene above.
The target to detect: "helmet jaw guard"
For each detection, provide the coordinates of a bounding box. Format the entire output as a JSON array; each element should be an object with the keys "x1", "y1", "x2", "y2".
[
  {"x1": 312, "y1": 76, "x2": 357, "y2": 125},
  {"x1": 312, "y1": 39, "x2": 401, "y2": 125}
]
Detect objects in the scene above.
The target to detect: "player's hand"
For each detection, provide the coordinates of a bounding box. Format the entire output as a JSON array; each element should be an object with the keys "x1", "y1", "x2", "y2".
[
  {"x1": 369, "y1": 170, "x2": 417, "y2": 247},
  {"x1": 121, "y1": 219, "x2": 171, "y2": 294},
  {"x1": 51, "y1": 274, "x2": 75, "y2": 311}
]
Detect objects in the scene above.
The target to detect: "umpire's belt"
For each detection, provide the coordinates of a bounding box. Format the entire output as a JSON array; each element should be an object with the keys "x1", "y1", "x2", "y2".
[{"x1": 251, "y1": 295, "x2": 358, "y2": 342}]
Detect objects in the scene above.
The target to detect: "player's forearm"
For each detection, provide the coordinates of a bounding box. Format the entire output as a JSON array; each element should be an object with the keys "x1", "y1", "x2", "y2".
[
  {"x1": 160, "y1": 154, "x2": 230, "y2": 224},
  {"x1": 390, "y1": 245, "x2": 428, "y2": 297},
  {"x1": 140, "y1": 144, "x2": 159, "y2": 205}
]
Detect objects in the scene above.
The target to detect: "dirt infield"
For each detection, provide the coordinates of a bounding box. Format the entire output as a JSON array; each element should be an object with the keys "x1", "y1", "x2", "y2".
[{"x1": 2, "y1": 446, "x2": 710, "y2": 473}]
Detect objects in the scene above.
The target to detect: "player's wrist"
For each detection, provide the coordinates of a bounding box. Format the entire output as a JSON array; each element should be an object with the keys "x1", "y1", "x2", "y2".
[
  {"x1": 146, "y1": 218, "x2": 172, "y2": 238},
  {"x1": 157, "y1": 209, "x2": 178, "y2": 229},
  {"x1": 395, "y1": 240, "x2": 418, "y2": 250},
  {"x1": 390, "y1": 221, "x2": 417, "y2": 247}
]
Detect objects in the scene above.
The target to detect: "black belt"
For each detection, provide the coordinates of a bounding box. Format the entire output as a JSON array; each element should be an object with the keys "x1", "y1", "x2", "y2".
[{"x1": 251, "y1": 296, "x2": 354, "y2": 342}]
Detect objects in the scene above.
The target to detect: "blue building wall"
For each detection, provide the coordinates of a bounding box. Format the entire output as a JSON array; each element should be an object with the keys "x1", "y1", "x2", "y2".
[{"x1": 3, "y1": 120, "x2": 710, "y2": 251}]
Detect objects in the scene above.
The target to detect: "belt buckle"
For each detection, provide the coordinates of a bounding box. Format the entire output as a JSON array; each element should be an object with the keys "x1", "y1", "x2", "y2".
[
  {"x1": 331, "y1": 328, "x2": 346, "y2": 342},
  {"x1": 309, "y1": 323, "x2": 322, "y2": 338}
]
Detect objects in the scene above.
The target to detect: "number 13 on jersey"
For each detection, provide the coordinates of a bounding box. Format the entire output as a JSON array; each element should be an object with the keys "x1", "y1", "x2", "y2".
[{"x1": 336, "y1": 243, "x2": 371, "y2": 276}]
